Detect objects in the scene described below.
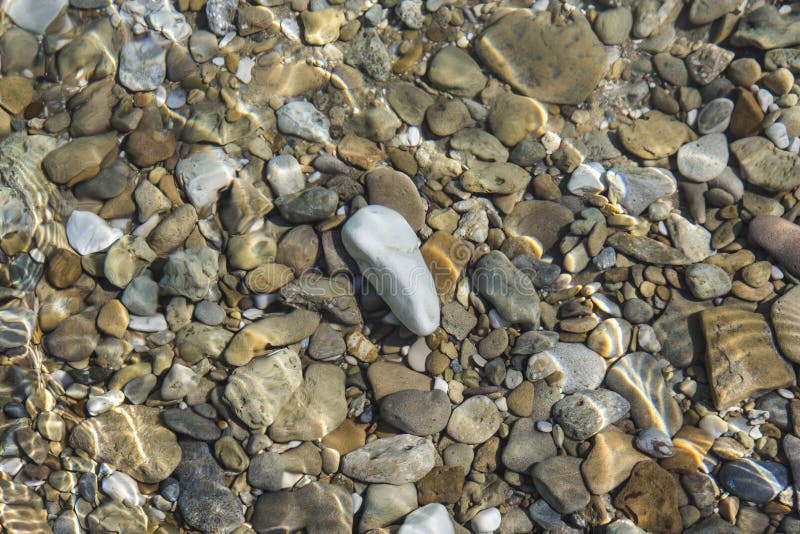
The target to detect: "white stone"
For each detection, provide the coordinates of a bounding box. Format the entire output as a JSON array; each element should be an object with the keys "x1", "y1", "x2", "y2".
[
  {"x1": 67, "y1": 211, "x2": 123, "y2": 256},
  {"x1": 471, "y1": 507, "x2": 502, "y2": 533},
  {"x1": 276, "y1": 101, "x2": 331, "y2": 143},
  {"x1": 757, "y1": 88, "x2": 773, "y2": 113},
  {"x1": 176, "y1": 148, "x2": 237, "y2": 210},
  {"x1": 102, "y1": 471, "x2": 145, "y2": 507},
  {"x1": 607, "y1": 167, "x2": 677, "y2": 216},
  {"x1": 341, "y1": 434, "x2": 436, "y2": 484},
  {"x1": 266, "y1": 154, "x2": 305, "y2": 197},
  {"x1": 526, "y1": 342, "x2": 606, "y2": 394},
  {"x1": 3, "y1": 0, "x2": 67, "y2": 33},
  {"x1": 677, "y1": 134, "x2": 729, "y2": 182},
  {"x1": 128, "y1": 314, "x2": 169, "y2": 332},
  {"x1": 120, "y1": 0, "x2": 192, "y2": 42},
  {"x1": 87, "y1": 390, "x2": 125, "y2": 416},
  {"x1": 118, "y1": 32, "x2": 168, "y2": 92},
  {"x1": 636, "y1": 324, "x2": 662, "y2": 353},
  {"x1": 0, "y1": 457, "x2": 24, "y2": 476},
  {"x1": 766, "y1": 122, "x2": 790, "y2": 149},
  {"x1": 447, "y1": 396, "x2": 502, "y2": 445},
  {"x1": 433, "y1": 377, "x2": 449, "y2": 392},
  {"x1": 342, "y1": 205, "x2": 440, "y2": 336},
  {"x1": 567, "y1": 162, "x2": 606, "y2": 196},
  {"x1": 666, "y1": 213, "x2": 714, "y2": 262},
  {"x1": 407, "y1": 337, "x2": 430, "y2": 373},
  {"x1": 399, "y1": 504, "x2": 455, "y2": 534}
]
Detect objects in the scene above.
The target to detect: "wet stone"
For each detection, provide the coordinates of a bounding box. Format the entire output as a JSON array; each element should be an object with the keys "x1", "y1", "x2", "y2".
[
  {"x1": 380, "y1": 389, "x2": 451, "y2": 436},
  {"x1": 719, "y1": 459, "x2": 789, "y2": 504},
  {"x1": 341, "y1": 434, "x2": 436, "y2": 484},
  {"x1": 552, "y1": 389, "x2": 630, "y2": 441},
  {"x1": 530, "y1": 456, "x2": 590, "y2": 515}
]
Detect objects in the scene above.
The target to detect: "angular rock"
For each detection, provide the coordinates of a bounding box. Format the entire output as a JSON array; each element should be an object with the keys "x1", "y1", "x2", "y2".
[
  {"x1": 118, "y1": 33, "x2": 167, "y2": 92},
  {"x1": 530, "y1": 456, "x2": 590, "y2": 514},
  {"x1": 223, "y1": 308, "x2": 320, "y2": 366},
  {"x1": 614, "y1": 461, "x2": 681, "y2": 534},
  {"x1": 526, "y1": 342, "x2": 605, "y2": 394},
  {"x1": 159, "y1": 247, "x2": 219, "y2": 301},
  {"x1": 341, "y1": 434, "x2": 436, "y2": 484},
  {"x1": 730, "y1": 137, "x2": 800, "y2": 192},
  {"x1": 472, "y1": 250, "x2": 540, "y2": 327},
  {"x1": 607, "y1": 167, "x2": 677, "y2": 216},
  {"x1": 772, "y1": 286, "x2": 800, "y2": 364},
  {"x1": 251, "y1": 482, "x2": 352, "y2": 534},
  {"x1": 581, "y1": 428, "x2": 650, "y2": 494},
  {"x1": 552, "y1": 389, "x2": 630, "y2": 441}
]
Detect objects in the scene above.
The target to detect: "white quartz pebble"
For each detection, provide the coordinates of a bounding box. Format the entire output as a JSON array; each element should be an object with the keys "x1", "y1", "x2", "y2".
[
  {"x1": 567, "y1": 162, "x2": 606, "y2": 196},
  {"x1": 67, "y1": 211, "x2": 123, "y2": 256},
  {"x1": 176, "y1": 148, "x2": 237, "y2": 210},
  {"x1": 102, "y1": 471, "x2": 145, "y2": 507},
  {"x1": 87, "y1": 390, "x2": 125, "y2": 416},
  {"x1": 471, "y1": 507, "x2": 502, "y2": 533},
  {"x1": 399, "y1": 503, "x2": 455, "y2": 534}
]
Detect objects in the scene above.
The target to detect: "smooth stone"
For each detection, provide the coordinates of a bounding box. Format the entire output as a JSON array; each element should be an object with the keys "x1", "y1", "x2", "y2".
[
  {"x1": 526, "y1": 342, "x2": 605, "y2": 394},
  {"x1": 205, "y1": 0, "x2": 237, "y2": 35},
  {"x1": 473, "y1": 250, "x2": 540, "y2": 327},
  {"x1": 460, "y1": 162, "x2": 530, "y2": 194},
  {"x1": 3, "y1": 0, "x2": 67, "y2": 33},
  {"x1": 399, "y1": 504, "x2": 454, "y2": 534},
  {"x1": 719, "y1": 459, "x2": 790, "y2": 504},
  {"x1": 684, "y1": 263, "x2": 731, "y2": 299},
  {"x1": 652, "y1": 289, "x2": 713, "y2": 367},
  {"x1": 594, "y1": 6, "x2": 633, "y2": 45},
  {"x1": 447, "y1": 395, "x2": 502, "y2": 445},
  {"x1": 162, "y1": 409, "x2": 221, "y2": 441},
  {"x1": 266, "y1": 154, "x2": 304, "y2": 197},
  {"x1": 568, "y1": 162, "x2": 606, "y2": 196},
  {"x1": 421, "y1": 232, "x2": 470, "y2": 300},
  {"x1": 488, "y1": 92, "x2": 547, "y2": 147},
  {"x1": 771, "y1": 286, "x2": 800, "y2": 363},
  {"x1": 505, "y1": 200, "x2": 574, "y2": 254},
  {"x1": 606, "y1": 352, "x2": 683, "y2": 436},
  {"x1": 69, "y1": 406, "x2": 180, "y2": 483},
  {"x1": 342, "y1": 205, "x2": 439, "y2": 336},
  {"x1": 586, "y1": 318, "x2": 632, "y2": 358},
  {"x1": 160, "y1": 363, "x2": 199, "y2": 401},
  {"x1": 607, "y1": 167, "x2": 677, "y2": 216},
  {"x1": 175, "y1": 148, "x2": 237, "y2": 211},
  {"x1": 341, "y1": 434, "x2": 436, "y2": 484},
  {"x1": 148, "y1": 204, "x2": 198, "y2": 256},
  {"x1": 247, "y1": 451, "x2": 284, "y2": 491},
  {"x1": 552, "y1": 389, "x2": 630, "y2": 441},
  {"x1": 367, "y1": 361, "x2": 431, "y2": 401},
  {"x1": 42, "y1": 133, "x2": 117, "y2": 187},
  {"x1": 224, "y1": 309, "x2": 320, "y2": 366},
  {"x1": 159, "y1": 247, "x2": 219, "y2": 301},
  {"x1": 104, "y1": 235, "x2": 157, "y2": 288},
  {"x1": 224, "y1": 348, "x2": 303, "y2": 428},
  {"x1": 44, "y1": 310, "x2": 99, "y2": 362},
  {"x1": 118, "y1": 33, "x2": 167, "y2": 92},
  {"x1": 174, "y1": 323, "x2": 232, "y2": 362},
  {"x1": 582, "y1": 429, "x2": 650, "y2": 494},
  {"x1": 730, "y1": 137, "x2": 800, "y2": 192},
  {"x1": 251, "y1": 482, "x2": 352, "y2": 534},
  {"x1": 380, "y1": 389, "x2": 451, "y2": 436},
  {"x1": 607, "y1": 233, "x2": 691, "y2": 265},
  {"x1": 269, "y1": 363, "x2": 347, "y2": 442},
  {"x1": 697, "y1": 98, "x2": 734, "y2": 134},
  {"x1": 617, "y1": 111, "x2": 694, "y2": 159},
  {"x1": 501, "y1": 418, "x2": 556, "y2": 472},
  {"x1": 102, "y1": 471, "x2": 144, "y2": 507},
  {"x1": 66, "y1": 211, "x2": 122, "y2": 256},
  {"x1": 359, "y1": 483, "x2": 418, "y2": 532},
  {"x1": 749, "y1": 215, "x2": 800, "y2": 276},
  {"x1": 614, "y1": 461, "x2": 682, "y2": 534},
  {"x1": 86, "y1": 501, "x2": 147, "y2": 534},
  {"x1": 427, "y1": 46, "x2": 487, "y2": 98},
  {"x1": 386, "y1": 81, "x2": 434, "y2": 126},
  {"x1": 475, "y1": 10, "x2": 606, "y2": 104},
  {"x1": 226, "y1": 232, "x2": 276, "y2": 270},
  {"x1": 126, "y1": 128, "x2": 176, "y2": 168},
  {"x1": 636, "y1": 427, "x2": 675, "y2": 459},
  {"x1": 174, "y1": 440, "x2": 245, "y2": 533},
  {"x1": 86, "y1": 390, "x2": 125, "y2": 416},
  {"x1": 276, "y1": 100, "x2": 330, "y2": 143},
  {"x1": 530, "y1": 456, "x2": 590, "y2": 514},
  {"x1": 121, "y1": 273, "x2": 159, "y2": 316},
  {"x1": 677, "y1": 134, "x2": 728, "y2": 183},
  {"x1": 275, "y1": 187, "x2": 338, "y2": 223},
  {"x1": 471, "y1": 508, "x2": 501, "y2": 533},
  {"x1": 451, "y1": 128, "x2": 509, "y2": 162},
  {"x1": 699, "y1": 307, "x2": 794, "y2": 410},
  {"x1": 730, "y1": 5, "x2": 800, "y2": 50},
  {"x1": 366, "y1": 167, "x2": 426, "y2": 231},
  {"x1": 689, "y1": 0, "x2": 739, "y2": 24},
  {"x1": 194, "y1": 300, "x2": 225, "y2": 326}
]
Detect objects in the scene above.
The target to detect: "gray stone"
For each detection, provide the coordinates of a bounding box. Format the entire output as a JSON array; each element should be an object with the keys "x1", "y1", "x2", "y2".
[
  {"x1": 552, "y1": 389, "x2": 630, "y2": 441},
  {"x1": 501, "y1": 418, "x2": 556, "y2": 472},
  {"x1": 530, "y1": 456, "x2": 591, "y2": 514},
  {"x1": 607, "y1": 167, "x2": 677, "y2": 216},
  {"x1": 447, "y1": 395, "x2": 502, "y2": 445},
  {"x1": 525, "y1": 342, "x2": 605, "y2": 394},
  {"x1": 684, "y1": 263, "x2": 731, "y2": 299},
  {"x1": 359, "y1": 483, "x2": 418, "y2": 532},
  {"x1": 677, "y1": 134, "x2": 728, "y2": 183},
  {"x1": 251, "y1": 482, "x2": 352, "y2": 534},
  {"x1": 473, "y1": 251, "x2": 540, "y2": 328},
  {"x1": 341, "y1": 434, "x2": 436, "y2": 484},
  {"x1": 121, "y1": 273, "x2": 159, "y2": 316},
  {"x1": 247, "y1": 451, "x2": 284, "y2": 491},
  {"x1": 118, "y1": 33, "x2": 167, "y2": 92},
  {"x1": 380, "y1": 389, "x2": 451, "y2": 436},
  {"x1": 276, "y1": 100, "x2": 330, "y2": 143},
  {"x1": 159, "y1": 247, "x2": 219, "y2": 301}
]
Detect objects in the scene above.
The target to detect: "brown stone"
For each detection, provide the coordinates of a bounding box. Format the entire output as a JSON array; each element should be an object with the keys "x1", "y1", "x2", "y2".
[
  {"x1": 618, "y1": 111, "x2": 695, "y2": 160},
  {"x1": 322, "y1": 418, "x2": 367, "y2": 455},
  {"x1": 97, "y1": 299, "x2": 129, "y2": 339},
  {"x1": 416, "y1": 466, "x2": 465, "y2": 505},
  {"x1": 421, "y1": 231, "x2": 471, "y2": 301},
  {"x1": 659, "y1": 426, "x2": 714, "y2": 474},
  {"x1": 504, "y1": 200, "x2": 574, "y2": 255},
  {"x1": 367, "y1": 361, "x2": 431, "y2": 400},
  {"x1": 365, "y1": 167, "x2": 426, "y2": 231},
  {"x1": 125, "y1": 128, "x2": 177, "y2": 167},
  {"x1": 148, "y1": 204, "x2": 198, "y2": 257},
  {"x1": 46, "y1": 248, "x2": 82, "y2": 289},
  {"x1": 276, "y1": 225, "x2": 319, "y2": 276},
  {"x1": 245, "y1": 263, "x2": 295, "y2": 294},
  {"x1": 506, "y1": 381, "x2": 534, "y2": 417},
  {"x1": 749, "y1": 215, "x2": 800, "y2": 276},
  {"x1": 614, "y1": 461, "x2": 681, "y2": 534},
  {"x1": 337, "y1": 134, "x2": 384, "y2": 170},
  {"x1": 581, "y1": 428, "x2": 649, "y2": 494},
  {"x1": 729, "y1": 89, "x2": 764, "y2": 138}
]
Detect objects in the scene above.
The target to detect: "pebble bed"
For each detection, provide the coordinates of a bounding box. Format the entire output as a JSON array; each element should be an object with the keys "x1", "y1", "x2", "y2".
[{"x1": 1, "y1": 0, "x2": 800, "y2": 533}]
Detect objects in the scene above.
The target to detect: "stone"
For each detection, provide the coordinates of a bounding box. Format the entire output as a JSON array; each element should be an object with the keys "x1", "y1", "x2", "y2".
[
  {"x1": 677, "y1": 134, "x2": 728, "y2": 183},
  {"x1": 87, "y1": 501, "x2": 147, "y2": 534},
  {"x1": 276, "y1": 100, "x2": 330, "y2": 143},
  {"x1": 400, "y1": 504, "x2": 455, "y2": 534},
  {"x1": 421, "y1": 232, "x2": 470, "y2": 301},
  {"x1": 504, "y1": 200, "x2": 574, "y2": 255},
  {"x1": 224, "y1": 308, "x2": 320, "y2": 365},
  {"x1": 159, "y1": 247, "x2": 219, "y2": 301},
  {"x1": 3, "y1": 0, "x2": 67, "y2": 33},
  {"x1": 251, "y1": 482, "x2": 353, "y2": 534},
  {"x1": 594, "y1": 7, "x2": 633, "y2": 45},
  {"x1": 97, "y1": 300, "x2": 129, "y2": 338},
  {"x1": 488, "y1": 92, "x2": 547, "y2": 147},
  {"x1": 226, "y1": 232, "x2": 276, "y2": 270},
  {"x1": 749, "y1": 215, "x2": 800, "y2": 276},
  {"x1": 367, "y1": 361, "x2": 431, "y2": 400},
  {"x1": 247, "y1": 451, "x2": 283, "y2": 491},
  {"x1": 276, "y1": 224, "x2": 320, "y2": 275},
  {"x1": 476, "y1": 10, "x2": 607, "y2": 104},
  {"x1": 568, "y1": 162, "x2": 606, "y2": 197},
  {"x1": 451, "y1": 128, "x2": 509, "y2": 163},
  {"x1": 366, "y1": 167, "x2": 425, "y2": 231},
  {"x1": 275, "y1": 186, "x2": 338, "y2": 223},
  {"x1": 607, "y1": 233, "x2": 691, "y2": 265},
  {"x1": 266, "y1": 154, "x2": 304, "y2": 197},
  {"x1": 160, "y1": 363, "x2": 199, "y2": 401},
  {"x1": 380, "y1": 389, "x2": 451, "y2": 436},
  {"x1": 342, "y1": 205, "x2": 439, "y2": 336},
  {"x1": 730, "y1": 5, "x2": 800, "y2": 50},
  {"x1": 472, "y1": 508, "x2": 502, "y2": 533},
  {"x1": 176, "y1": 148, "x2": 237, "y2": 211},
  {"x1": 501, "y1": 418, "x2": 556, "y2": 472},
  {"x1": 530, "y1": 456, "x2": 590, "y2": 514},
  {"x1": 205, "y1": 0, "x2": 237, "y2": 35},
  {"x1": 447, "y1": 395, "x2": 502, "y2": 444},
  {"x1": 582, "y1": 429, "x2": 650, "y2": 494},
  {"x1": 104, "y1": 235, "x2": 157, "y2": 288},
  {"x1": 44, "y1": 310, "x2": 99, "y2": 362},
  {"x1": 699, "y1": 307, "x2": 794, "y2": 410},
  {"x1": 686, "y1": 44, "x2": 734, "y2": 86},
  {"x1": 245, "y1": 263, "x2": 295, "y2": 294},
  {"x1": 617, "y1": 111, "x2": 694, "y2": 160},
  {"x1": 69, "y1": 405, "x2": 180, "y2": 483},
  {"x1": 460, "y1": 162, "x2": 530, "y2": 194},
  {"x1": 148, "y1": 204, "x2": 198, "y2": 256},
  {"x1": 684, "y1": 263, "x2": 732, "y2": 299},
  {"x1": 386, "y1": 82, "x2": 434, "y2": 126},
  {"x1": 126, "y1": 129, "x2": 176, "y2": 168},
  {"x1": 301, "y1": 8, "x2": 345, "y2": 45},
  {"x1": 526, "y1": 342, "x2": 605, "y2": 394},
  {"x1": 615, "y1": 461, "x2": 681, "y2": 534},
  {"x1": 607, "y1": 167, "x2": 677, "y2": 216},
  {"x1": 224, "y1": 348, "x2": 303, "y2": 428},
  {"x1": 162, "y1": 409, "x2": 221, "y2": 441},
  {"x1": 697, "y1": 98, "x2": 734, "y2": 134},
  {"x1": 269, "y1": 363, "x2": 347, "y2": 442},
  {"x1": 0, "y1": 75, "x2": 32, "y2": 115},
  {"x1": 427, "y1": 46, "x2": 486, "y2": 98},
  {"x1": 652, "y1": 289, "x2": 713, "y2": 368},
  {"x1": 46, "y1": 248, "x2": 81, "y2": 289},
  {"x1": 472, "y1": 250, "x2": 540, "y2": 327},
  {"x1": 426, "y1": 98, "x2": 474, "y2": 137},
  {"x1": 552, "y1": 389, "x2": 630, "y2": 441},
  {"x1": 175, "y1": 323, "x2": 232, "y2": 363},
  {"x1": 118, "y1": 33, "x2": 167, "y2": 92},
  {"x1": 416, "y1": 466, "x2": 464, "y2": 505},
  {"x1": 66, "y1": 211, "x2": 123, "y2": 256},
  {"x1": 606, "y1": 352, "x2": 683, "y2": 436},
  {"x1": 719, "y1": 459, "x2": 789, "y2": 504},
  {"x1": 174, "y1": 440, "x2": 245, "y2": 533},
  {"x1": 341, "y1": 434, "x2": 436, "y2": 484},
  {"x1": 730, "y1": 137, "x2": 800, "y2": 192},
  {"x1": 359, "y1": 483, "x2": 418, "y2": 532},
  {"x1": 689, "y1": 0, "x2": 739, "y2": 25},
  {"x1": 771, "y1": 286, "x2": 800, "y2": 363}
]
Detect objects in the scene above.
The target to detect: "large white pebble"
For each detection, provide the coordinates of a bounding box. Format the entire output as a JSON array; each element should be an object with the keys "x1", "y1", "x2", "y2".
[
  {"x1": 677, "y1": 133, "x2": 728, "y2": 183},
  {"x1": 471, "y1": 507, "x2": 502, "y2": 533},
  {"x1": 87, "y1": 390, "x2": 125, "y2": 416},
  {"x1": 342, "y1": 205, "x2": 440, "y2": 336},
  {"x1": 176, "y1": 148, "x2": 237, "y2": 210},
  {"x1": 67, "y1": 211, "x2": 123, "y2": 256},
  {"x1": 102, "y1": 471, "x2": 145, "y2": 507},
  {"x1": 567, "y1": 162, "x2": 606, "y2": 196},
  {"x1": 399, "y1": 503, "x2": 455, "y2": 534}
]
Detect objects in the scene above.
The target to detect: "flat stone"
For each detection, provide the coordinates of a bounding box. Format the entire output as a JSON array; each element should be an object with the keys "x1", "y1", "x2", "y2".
[
  {"x1": 689, "y1": 0, "x2": 739, "y2": 24},
  {"x1": 697, "y1": 98, "x2": 734, "y2": 134},
  {"x1": 427, "y1": 46, "x2": 486, "y2": 98},
  {"x1": 581, "y1": 428, "x2": 650, "y2": 494},
  {"x1": 247, "y1": 451, "x2": 283, "y2": 491},
  {"x1": 224, "y1": 348, "x2": 303, "y2": 429},
  {"x1": 607, "y1": 233, "x2": 691, "y2": 265},
  {"x1": 3, "y1": 0, "x2": 67, "y2": 33},
  {"x1": 275, "y1": 187, "x2": 338, "y2": 223},
  {"x1": 617, "y1": 111, "x2": 694, "y2": 160},
  {"x1": 677, "y1": 134, "x2": 728, "y2": 183},
  {"x1": 460, "y1": 162, "x2": 529, "y2": 194},
  {"x1": 749, "y1": 215, "x2": 800, "y2": 276},
  {"x1": 614, "y1": 461, "x2": 682, "y2": 534},
  {"x1": 552, "y1": 389, "x2": 630, "y2": 441},
  {"x1": 44, "y1": 309, "x2": 99, "y2": 362},
  {"x1": 148, "y1": 204, "x2": 198, "y2": 256},
  {"x1": 607, "y1": 167, "x2": 677, "y2": 216},
  {"x1": 87, "y1": 501, "x2": 147, "y2": 534},
  {"x1": 421, "y1": 232, "x2": 470, "y2": 301},
  {"x1": 685, "y1": 263, "x2": 731, "y2": 299},
  {"x1": 730, "y1": 137, "x2": 800, "y2": 192},
  {"x1": 700, "y1": 307, "x2": 794, "y2": 410},
  {"x1": 118, "y1": 33, "x2": 167, "y2": 92},
  {"x1": 69, "y1": 406, "x2": 180, "y2": 483},
  {"x1": 66, "y1": 211, "x2": 123, "y2": 257},
  {"x1": 162, "y1": 409, "x2": 221, "y2": 441},
  {"x1": 450, "y1": 128, "x2": 508, "y2": 162},
  {"x1": 501, "y1": 418, "x2": 556, "y2": 472},
  {"x1": 473, "y1": 250, "x2": 540, "y2": 327},
  {"x1": 276, "y1": 100, "x2": 330, "y2": 143},
  {"x1": 175, "y1": 148, "x2": 237, "y2": 211},
  {"x1": 652, "y1": 289, "x2": 713, "y2": 368},
  {"x1": 386, "y1": 81, "x2": 434, "y2": 126},
  {"x1": 526, "y1": 342, "x2": 606, "y2": 394},
  {"x1": 342, "y1": 205, "x2": 440, "y2": 336},
  {"x1": 605, "y1": 352, "x2": 683, "y2": 436},
  {"x1": 380, "y1": 389, "x2": 451, "y2": 436},
  {"x1": 359, "y1": 483, "x2": 418, "y2": 532},
  {"x1": 341, "y1": 434, "x2": 436, "y2": 484},
  {"x1": 366, "y1": 167, "x2": 425, "y2": 231},
  {"x1": 719, "y1": 458, "x2": 790, "y2": 504},
  {"x1": 476, "y1": 10, "x2": 607, "y2": 104},
  {"x1": 530, "y1": 456, "x2": 590, "y2": 514},
  {"x1": 730, "y1": 5, "x2": 800, "y2": 50},
  {"x1": 686, "y1": 44, "x2": 734, "y2": 86},
  {"x1": 772, "y1": 286, "x2": 800, "y2": 364},
  {"x1": 488, "y1": 92, "x2": 547, "y2": 147},
  {"x1": 367, "y1": 361, "x2": 431, "y2": 400},
  {"x1": 447, "y1": 395, "x2": 502, "y2": 444},
  {"x1": 399, "y1": 504, "x2": 454, "y2": 534},
  {"x1": 301, "y1": 8, "x2": 345, "y2": 45},
  {"x1": 175, "y1": 323, "x2": 233, "y2": 363},
  {"x1": 416, "y1": 466, "x2": 465, "y2": 505},
  {"x1": 269, "y1": 363, "x2": 347, "y2": 442},
  {"x1": 251, "y1": 482, "x2": 353, "y2": 534}
]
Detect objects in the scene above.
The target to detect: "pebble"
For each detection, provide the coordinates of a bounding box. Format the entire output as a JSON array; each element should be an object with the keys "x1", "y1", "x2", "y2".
[
  {"x1": 277, "y1": 100, "x2": 331, "y2": 143},
  {"x1": 771, "y1": 286, "x2": 800, "y2": 363},
  {"x1": 473, "y1": 250, "x2": 540, "y2": 327},
  {"x1": 399, "y1": 503, "x2": 455, "y2": 534},
  {"x1": 530, "y1": 456, "x2": 591, "y2": 514},
  {"x1": 635, "y1": 427, "x2": 675, "y2": 458},
  {"x1": 749, "y1": 215, "x2": 800, "y2": 276},
  {"x1": 159, "y1": 246, "x2": 219, "y2": 301},
  {"x1": 614, "y1": 461, "x2": 682, "y2": 533},
  {"x1": 3, "y1": 0, "x2": 67, "y2": 33},
  {"x1": 266, "y1": 154, "x2": 305, "y2": 197},
  {"x1": 525, "y1": 342, "x2": 605, "y2": 394},
  {"x1": 719, "y1": 458, "x2": 790, "y2": 504},
  {"x1": 247, "y1": 451, "x2": 284, "y2": 491},
  {"x1": 380, "y1": 389, "x2": 451, "y2": 436},
  {"x1": 86, "y1": 390, "x2": 125, "y2": 416},
  {"x1": 677, "y1": 134, "x2": 728, "y2": 182},
  {"x1": 162, "y1": 408, "x2": 221, "y2": 441},
  {"x1": 342, "y1": 205, "x2": 439, "y2": 335},
  {"x1": 102, "y1": 471, "x2": 145, "y2": 507},
  {"x1": 341, "y1": 434, "x2": 436, "y2": 484},
  {"x1": 730, "y1": 136, "x2": 800, "y2": 192},
  {"x1": 359, "y1": 483, "x2": 418, "y2": 532},
  {"x1": 697, "y1": 98, "x2": 734, "y2": 134},
  {"x1": 684, "y1": 263, "x2": 732, "y2": 299},
  {"x1": 501, "y1": 418, "x2": 556, "y2": 472},
  {"x1": 581, "y1": 428, "x2": 650, "y2": 494},
  {"x1": 428, "y1": 46, "x2": 487, "y2": 98},
  {"x1": 607, "y1": 167, "x2": 677, "y2": 216},
  {"x1": 66, "y1": 211, "x2": 122, "y2": 256},
  {"x1": 175, "y1": 149, "x2": 237, "y2": 211},
  {"x1": 252, "y1": 482, "x2": 352, "y2": 533},
  {"x1": 118, "y1": 33, "x2": 167, "y2": 92},
  {"x1": 366, "y1": 167, "x2": 426, "y2": 231},
  {"x1": 471, "y1": 508, "x2": 501, "y2": 533},
  {"x1": 447, "y1": 395, "x2": 502, "y2": 445},
  {"x1": 567, "y1": 162, "x2": 606, "y2": 196},
  {"x1": 552, "y1": 389, "x2": 630, "y2": 441}
]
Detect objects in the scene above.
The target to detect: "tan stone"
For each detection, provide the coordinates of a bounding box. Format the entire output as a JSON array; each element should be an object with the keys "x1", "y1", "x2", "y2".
[
  {"x1": 421, "y1": 231, "x2": 470, "y2": 301},
  {"x1": 97, "y1": 300, "x2": 129, "y2": 338},
  {"x1": 581, "y1": 428, "x2": 649, "y2": 494},
  {"x1": 614, "y1": 461, "x2": 681, "y2": 534}
]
